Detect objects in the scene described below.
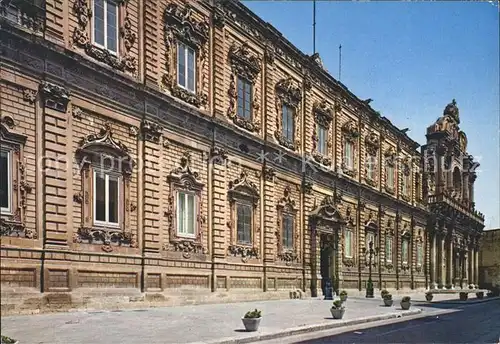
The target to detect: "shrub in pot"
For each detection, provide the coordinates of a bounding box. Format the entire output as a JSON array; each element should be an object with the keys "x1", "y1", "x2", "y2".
[
  {"x1": 476, "y1": 292, "x2": 484, "y2": 299},
  {"x1": 425, "y1": 292, "x2": 434, "y2": 302},
  {"x1": 339, "y1": 290, "x2": 348, "y2": 302},
  {"x1": 330, "y1": 299, "x2": 346, "y2": 319},
  {"x1": 400, "y1": 296, "x2": 411, "y2": 310},
  {"x1": 383, "y1": 293, "x2": 393, "y2": 307},
  {"x1": 242, "y1": 309, "x2": 262, "y2": 332},
  {"x1": 381, "y1": 289, "x2": 389, "y2": 299}
]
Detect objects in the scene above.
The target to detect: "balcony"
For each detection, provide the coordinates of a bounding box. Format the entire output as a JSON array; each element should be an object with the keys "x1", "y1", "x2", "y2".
[{"x1": 427, "y1": 192, "x2": 484, "y2": 224}]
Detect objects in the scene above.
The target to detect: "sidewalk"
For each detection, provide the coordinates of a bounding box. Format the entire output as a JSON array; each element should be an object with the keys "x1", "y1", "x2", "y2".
[{"x1": 1, "y1": 297, "x2": 425, "y2": 344}]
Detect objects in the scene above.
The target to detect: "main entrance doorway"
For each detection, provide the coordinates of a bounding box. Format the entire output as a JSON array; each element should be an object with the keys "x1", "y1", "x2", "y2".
[{"x1": 320, "y1": 233, "x2": 338, "y2": 297}]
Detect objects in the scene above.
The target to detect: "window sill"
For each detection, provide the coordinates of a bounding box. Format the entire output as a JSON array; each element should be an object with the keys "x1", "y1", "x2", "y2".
[
  {"x1": 228, "y1": 244, "x2": 259, "y2": 259},
  {"x1": 74, "y1": 226, "x2": 133, "y2": 250},
  {"x1": 312, "y1": 152, "x2": 331, "y2": 166},
  {"x1": 0, "y1": 218, "x2": 35, "y2": 239}
]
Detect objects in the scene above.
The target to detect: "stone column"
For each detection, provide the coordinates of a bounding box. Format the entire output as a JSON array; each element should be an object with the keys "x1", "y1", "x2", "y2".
[
  {"x1": 430, "y1": 232, "x2": 437, "y2": 288},
  {"x1": 474, "y1": 247, "x2": 479, "y2": 286},
  {"x1": 447, "y1": 236, "x2": 454, "y2": 288},
  {"x1": 438, "y1": 234, "x2": 445, "y2": 288}
]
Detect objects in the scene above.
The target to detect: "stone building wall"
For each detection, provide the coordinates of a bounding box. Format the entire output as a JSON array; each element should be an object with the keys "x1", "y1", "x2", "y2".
[
  {"x1": 0, "y1": 0, "x2": 484, "y2": 315},
  {"x1": 479, "y1": 229, "x2": 500, "y2": 290}
]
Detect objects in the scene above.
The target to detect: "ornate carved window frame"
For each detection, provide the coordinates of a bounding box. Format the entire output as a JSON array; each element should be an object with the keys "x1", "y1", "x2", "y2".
[
  {"x1": 400, "y1": 159, "x2": 411, "y2": 201},
  {"x1": 415, "y1": 236, "x2": 423, "y2": 272},
  {"x1": 0, "y1": 119, "x2": 34, "y2": 239},
  {"x1": 364, "y1": 132, "x2": 380, "y2": 187},
  {"x1": 364, "y1": 211, "x2": 378, "y2": 251},
  {"x1": 162, "y1": 2, "x2": 209, "y2": 108},
  {"x1": 384, "y1": 217, "x2": 395, "y2": 270},
  {"x1": 384, "y1": 147, "x2": 397, "y2": 194},
  {"x1": 341, "y1": 120, "x2": 359, "y2": 176},
  {"x1": 401, "y1": 229, "x2": 411, "y2": 268},
  {"x1": 0, "y1": 0, "x2": 46, "y2": 33},
  {"x1": 73, "y1": 123, "x2": 136, "y2": 252},
  {"x1": 72, "y1": 0, "x2": 137, "y2": 73},
  {"x1": 342, "y1": 205, "x2": 356, "y2": 268},
  {"x1": 165, "y1": 151, "x2": 206, "y2": 258},
  {"x1": 274, "y1": 77, "x2": 301, "y2": 151},
  {"x1": 276, "y1": 185, "x2": 299, "y2": 265},
  {"x1": 227, "y1": 42, "x2": 262, "y2": 133},
  {"x1": 227, "y1": 170, "x2": 260, "y2": 261},
  {"x1": 312, "y1": 100, "x2": 334, "y2": 166}
]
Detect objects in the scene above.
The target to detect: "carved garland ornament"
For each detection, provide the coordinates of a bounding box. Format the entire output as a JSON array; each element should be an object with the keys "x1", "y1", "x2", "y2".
[
  {"x1": 73, "y1": 123, "x2": 137, "y2": 252},
  {"x1": 162, "y1": 2, "x2": 209, "y2": 107},
  {"x1": 227, "y1": 42, "x2": 262, "y2": 133},
  {"x1": 72, "y1": 0, "x2": 137, "y2": 73},
  {"x1": 312, "y1": 100, "x2": 334, "y2": 166},
  {"x1": 276, "y1": 185, "x2": 299, "y2": 265},
  {"x1": 274, "y1": 77, "x2": 302, "y2": 150},
  {"x1": 164, "y1": 151, "x2": 206, "y2": 259},
  {"x1": 227, "y1": 170, "x2": 260, "y2": 262}
]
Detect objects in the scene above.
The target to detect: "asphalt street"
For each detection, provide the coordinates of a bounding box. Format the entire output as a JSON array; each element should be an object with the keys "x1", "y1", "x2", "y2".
[{"x1": 296, "y1": 300, "x2": 500, "y2": 344}]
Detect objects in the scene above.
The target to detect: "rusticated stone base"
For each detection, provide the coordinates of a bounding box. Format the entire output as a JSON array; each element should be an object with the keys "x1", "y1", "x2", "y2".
[{"x1": 0, "y1": 287, "x2": 305, "y2": 316}]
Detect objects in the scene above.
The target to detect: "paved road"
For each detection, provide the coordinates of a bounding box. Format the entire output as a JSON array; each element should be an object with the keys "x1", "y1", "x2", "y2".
[{"x1": 295, "y1": 299, "x2": 500, "y2": 344}]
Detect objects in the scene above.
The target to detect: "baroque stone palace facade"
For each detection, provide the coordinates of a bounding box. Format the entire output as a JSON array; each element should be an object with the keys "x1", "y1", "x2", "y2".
[{"x1": 0, "y1": 0, "x2": 484, "y2": 313}]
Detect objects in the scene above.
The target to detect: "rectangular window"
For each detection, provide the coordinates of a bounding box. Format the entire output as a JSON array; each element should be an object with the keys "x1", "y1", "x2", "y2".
[
  {"x1": 237, "y1": 77, "x2": 253, "y2": 120},
  {"x1": 366, "y1": 232, "x2": 375, "y2": 247},
  {"x1": 282, "y1": 104, "x2": 295, "y2": 142},
  {"x1": 385, "y1": 236, "x2": 393, "y2": 263},
  {"x1": 177, "y1": 42, "x2": 196, "y2": 93},
  {"x1": 177, "y1": 191, "x2": 196, "y2": 237},
  {"x1": 282, "y1": 214, "x2": 294, "y2": 249},
  {"x1": 0, "y1": 150, "x2": 11, "y2": 214},
  {"x1": 402, "y1": 174, "x2": 410, "y2": 196},
  {"x1": 344, "y1": 229, "x2": 352, "y2": 258},
  {"x1": 344, "y1": 140, "x2": 353, "y2": 169},
  {"x1": 417, "y1": 244, "x2": 423, "y2": 266},
  {"x1": 386, "y1": 165, "x2": 394, "y2": 189},
  {"x1": 402, "y1": 239, "x2": 409, "y2": 264},
  {"x1": 366, "y1": 155, "x2": 375, "y2": 180},
  {"x1": 317, "y1": 125, "x2": 328, "y2": 155},
  {"x1": 93, "y1": 171, "x2": 120, "y2": 227},
  {"x1": 93, "y1": 0, "x2": 118, "y2": 54},
  {"x1": 236, "y1": 203, "x2": 252, "y2": 244}
]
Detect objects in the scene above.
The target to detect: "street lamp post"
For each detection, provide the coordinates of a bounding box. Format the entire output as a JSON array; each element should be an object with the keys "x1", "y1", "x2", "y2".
[{"x1": 362, "y1": 240, "x2": 379, "y2": 298}]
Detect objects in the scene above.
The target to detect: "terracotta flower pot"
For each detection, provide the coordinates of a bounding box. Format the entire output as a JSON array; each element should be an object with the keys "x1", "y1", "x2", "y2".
[
  {"x1": 330, "y1": 308, "x2": 345, "y2": 319},
  {"x1": 400, "y1": 301, "x2": 411, "y2": 310},
  {"x1": 241, "y1": 317, "x2": 261, "y2": 332}
]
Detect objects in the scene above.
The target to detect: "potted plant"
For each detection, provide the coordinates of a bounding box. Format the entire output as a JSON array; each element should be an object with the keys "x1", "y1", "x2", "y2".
[
  {"x1": 468, "y1": 284, "x2": 474, "y2": 289},
  {"x1": 400, "y1": 296, "x2": 411, "y2": 310},
  {"x1": 476, "y1": 291, "x2": 484, "y2": 299},
  {"x1": 339, "y1": 290, "x2": 348, "y2": 302},
  {"x1": 425, "y1": 292, "x2": 434, "y2": 302},
  {"x1": 459, "y1": 292, "x2": 468, "y2": 301},
  {"x1": 383, "y1": 293, "x2": 393, "y2": 307},
  {"x1": 330, "y1": 300, "x2": 346, "y2": 319},
  {"x1": 1, "y1": 336, "x2": 18, "y2": 344},
  {"x1": 242, "y1": 309, "x2": 262, "y2": 332},
  {"x1": 381, "y1": 289, "x2": 389, "y2": 299}
]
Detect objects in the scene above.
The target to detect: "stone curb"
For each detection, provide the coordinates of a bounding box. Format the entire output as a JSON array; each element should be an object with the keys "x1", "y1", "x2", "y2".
[
  {"x1": 420, "y1": 296, "x2": 500, "y2": 305},
  {"x1": 194, "y1": 308, "x2": 422, "y2": 344}
]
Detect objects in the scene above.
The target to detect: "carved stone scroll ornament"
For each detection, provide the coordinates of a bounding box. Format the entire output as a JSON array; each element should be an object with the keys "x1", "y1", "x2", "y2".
[
  {"x1": 228, "y1": 245, "x2": 259, "y2": 262},
  {"x1": 365, "y1": 132, "x2": 380, "y2": 156},
  {"x1": 74, "y1": 227, "x2": 136, "y2": 252},
  {"x1": 209, "y1": 146, "x2": 228, "y2": 165},
  {"x1": 162, "y1": 2, "x2": 209, "y2": 107},
  {"x1": 274, "y1": 77, "x2": 302, "y2": 150},
  {"x1": 141, "y1": 120, "x2": 163, "y2": 143},
  {"x1": 39, "y1": 81, "x2": 70, "y2": 113},
  {"x1": 72, "y1": 0, "x2": 137, "y2": 73},
  {"x1": 226, "y1": 42, "x2": 262, "y2": 132},
  {"x1": 311, "y1": 100, "x2": 333, "y2": 166}
]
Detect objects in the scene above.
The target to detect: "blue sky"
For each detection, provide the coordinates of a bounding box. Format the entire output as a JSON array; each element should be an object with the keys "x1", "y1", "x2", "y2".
[{"x1": 243, "y1": 0, "x2": 500, "y2": 229}]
